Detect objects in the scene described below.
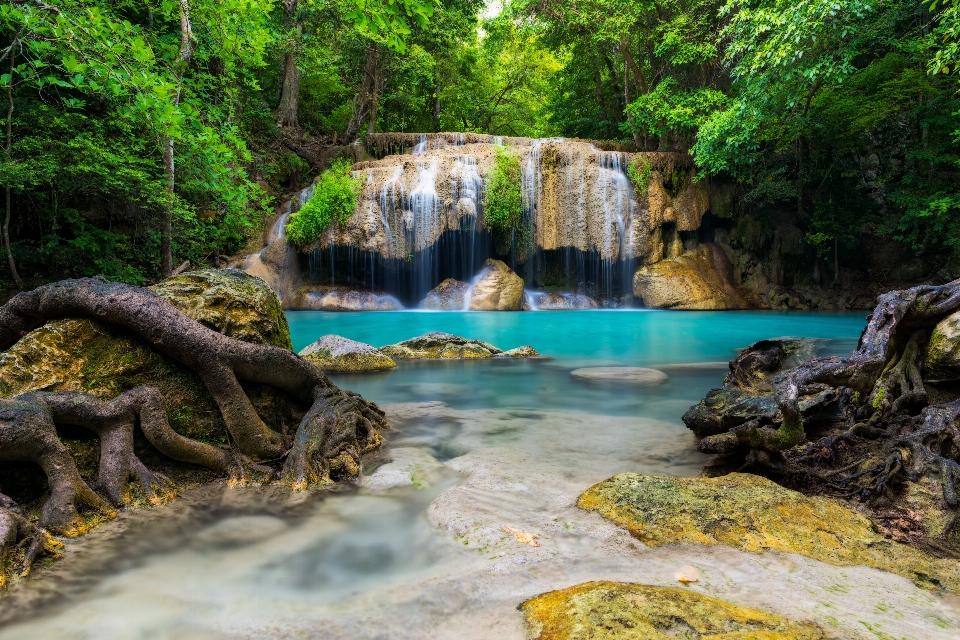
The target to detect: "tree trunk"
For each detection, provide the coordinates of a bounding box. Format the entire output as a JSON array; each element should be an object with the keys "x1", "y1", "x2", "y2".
[
  {"x1": 432, "y1": 78, "x2": 441, "y2": 133},
  {"x1": 343, "y1": 44, "x2": 383, "y2": 143},
  {"x1": 161, "y1": 0, "x2": 194, "y2": 278},
  {"x1": 3, "y1": 51, "x2": 23, "y2": 290},
  {"x1": 276, "y1": 0, "x2": 301, "y2": 128}
]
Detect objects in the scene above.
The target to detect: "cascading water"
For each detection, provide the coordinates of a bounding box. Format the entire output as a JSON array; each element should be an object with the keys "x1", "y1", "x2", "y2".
[{"x1": 251, "y1": 134, "x2": 707, "y2": 309}]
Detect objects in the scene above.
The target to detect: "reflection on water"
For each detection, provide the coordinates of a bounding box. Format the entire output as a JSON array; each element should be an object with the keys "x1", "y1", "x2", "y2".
[{"x1": 4, "y1": 311, "x2": 958, "y2": 639}]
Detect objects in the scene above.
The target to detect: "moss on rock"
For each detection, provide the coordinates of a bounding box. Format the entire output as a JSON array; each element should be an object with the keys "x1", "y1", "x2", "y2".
[
  {"x1": 578, "y1": 473, "x2": 960, "y2": 592},
  {"x1": 520, "y1": 581, "x2": 825, "y2": 640},
  {"x1": 299, "y1": 335, "x2": 396, "y2": 372},
  {"x1": 150, "y1": 268, "x2": 293, "y2": 350},
  {"x1": 0, "y1": 269, "x2": 297, "y2": 477}
]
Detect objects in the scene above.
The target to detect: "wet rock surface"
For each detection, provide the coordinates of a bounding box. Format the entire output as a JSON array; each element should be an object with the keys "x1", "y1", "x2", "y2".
[
  {"x1": 682, "y1": 338, "x2": 823, "y2": 438},
  {"x1": 579, "y1": 472, "x2": 960, "y2": 592},
  {"x1": 419, "y1": 279, "x2": 470, "y2": 310},
  {"x1": 468, "y1": 259, "x2": 525, "y2": 311},
  {"x1": 521, "y1": 581, "x2": 825, "y2": 639},
  {"x1": 299, "y1": 335, "x2": 396, "y2": 372}
]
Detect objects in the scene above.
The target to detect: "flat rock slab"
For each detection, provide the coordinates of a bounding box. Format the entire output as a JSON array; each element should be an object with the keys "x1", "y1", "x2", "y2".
[{"x1": 570, "y1": 367, "x2": 668, "y2": 384}]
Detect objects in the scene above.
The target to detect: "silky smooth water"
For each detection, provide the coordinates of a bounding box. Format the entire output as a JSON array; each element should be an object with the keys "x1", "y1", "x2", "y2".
[{"x1": 4, "y1": 311, "x2": 959, "y2": 639}]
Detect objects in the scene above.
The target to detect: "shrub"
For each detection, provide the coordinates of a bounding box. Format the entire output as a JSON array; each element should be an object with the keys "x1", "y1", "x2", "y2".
[
  {"x1": 484, "y1": 145, "x2": 524, "y2": 255},
  {"x1": 286, "y1": 159, "x2": 362, "y2": 247},
  {"x1": 627, "y1": 156, "x2": 653, "y2": 196}
]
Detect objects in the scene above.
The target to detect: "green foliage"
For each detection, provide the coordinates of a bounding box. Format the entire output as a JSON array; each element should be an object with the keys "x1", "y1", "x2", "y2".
[
  {"x1": 627, "y1": 156, "x2": 653, "y2": 195},
  {"x1": 483, "y1": 144, "x2": 523, "y2": 254},
  {"x1": 286, "y1": 159, "x2": 362, "y2": 247}
]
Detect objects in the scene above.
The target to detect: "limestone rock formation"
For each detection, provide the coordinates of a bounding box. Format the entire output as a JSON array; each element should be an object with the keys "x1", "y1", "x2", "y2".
[
  {"x1": 521, "y1": 581, "x2": 825, "y2": 640},
  {"x1": 299, "y1": 335, "x2": 397, "y2": 372},
  {"x1": 578, "y1": 473, "x2": 960, "y2": 591},
  {"x1": 925, "y1": 310, "x2": 960, "y2": 381},
  {"x1": 468, "y1": 259, "x2": 524, "y2": 311},
  {"x1": 380, "y1": 332, "x2": 539, "y2": 359},
  {"x1": 290, "y1": 287, "x2": 403, "y2": 311},
  {"x1": 419, "y1": 278, "x2": 470, "y2": 310},
  {"x1": 633, "y1": 244, "x2": 754, "y2": 310}
]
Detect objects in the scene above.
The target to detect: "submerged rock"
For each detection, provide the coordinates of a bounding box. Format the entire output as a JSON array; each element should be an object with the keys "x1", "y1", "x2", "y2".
[
  {"x1": 521, "y1": 581, "x2": 825, "y2": 640},
  {"x1": 419, "y1": 279, "x2": 470, "y2": 310},
  {"x1": 633, "y1": 243, "x2": 754, "y2": 310},
  {"x1": 299, "y1": 335, "x2": 396, "y2": 372},
  {"x1": 380, "y1": 332, "x2": 540, "y2": 359},
  {"x1": 578, "y1": 472, "x2": 960, "y2": 592},
  {"x1": 570, "y1": 367, "x2": 668, "y2": 385},
  {"x1": 925, "y1": 310, "x2": 960, "y2": 381},
  {"x1": 468, "y1": 259, "x2": 524, "y2": 311}
]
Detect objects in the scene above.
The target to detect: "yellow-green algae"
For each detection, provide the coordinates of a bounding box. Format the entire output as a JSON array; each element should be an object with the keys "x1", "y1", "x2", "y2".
[
  {"x1": 578, "y1": 473, "x2": 960, "y2": 592},
  {"x1": 520, "y1": 581, "x2": 825, "y2": 639}
]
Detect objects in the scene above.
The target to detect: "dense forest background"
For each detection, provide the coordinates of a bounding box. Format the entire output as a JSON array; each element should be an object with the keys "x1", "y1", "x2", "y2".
[{"x1": 3, "y1": 0, "x2": 960, "y2": 292}]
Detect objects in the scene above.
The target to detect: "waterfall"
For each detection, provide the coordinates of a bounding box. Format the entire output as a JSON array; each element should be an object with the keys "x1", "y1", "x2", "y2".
[{"x1": 254, "y1": 134, "x2": 706, "y2": 310}]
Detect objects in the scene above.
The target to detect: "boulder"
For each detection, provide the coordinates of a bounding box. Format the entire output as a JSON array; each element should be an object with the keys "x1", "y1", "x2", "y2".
[
  {"x1": 0, "y1": 269, "x2": 291, "y2": 452},
  {"x1": 298, "y1": 335, "x2": 396, "y2": 372},
  {"x1": 578, "y1": 472, "x2": 960, "y2": 592},
  {"x1": 379, "y1": 332, "x2": 541, "y2": 359},
  {"x1": 152, "y1": 269, "x2": 292, "y2": 349},
  {"x1": 419, "y1": 279, "x2": 470, "y2": 310},
  {"x1": 521, "y1": 582, "x2": 825, "y2": 640},
  {"x1": 468, "y1": 259, "x2": 524, "y2": 311},
  {"x1": 569, "y1": 367, "x2": 667, "y2": 385},
  {"x1": 924, "y1": 311, "x2": 960, "y2": 381},
  {"x1": 633, "y1": 243, "x2": 754, "y2": 310}
]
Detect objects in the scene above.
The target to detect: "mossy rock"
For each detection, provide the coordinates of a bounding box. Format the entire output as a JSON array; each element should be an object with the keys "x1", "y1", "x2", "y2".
[
  {"x1": 521, "y1": 581, "x2": 825, "y2": 639},
  {"x1": 578, "y1": 473, "x2": 960, "y2": 592},
  {"x1": 299, "y1": 335, "x2": 396, "y2": 372},
  {"x1": 380, "y1": 332, "x2": 503, "y2": 359},
  {"x1": 0, "y1": 270, "x2": 295, "y2": 484},
  {"x1": 150, "y1": 268, "x2": 292, "y2": 350}
]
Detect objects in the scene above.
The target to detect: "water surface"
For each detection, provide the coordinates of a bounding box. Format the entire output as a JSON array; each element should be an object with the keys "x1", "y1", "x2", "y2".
[{"x1": 5, "y1": 310, "x2": 957, "y2": 639}]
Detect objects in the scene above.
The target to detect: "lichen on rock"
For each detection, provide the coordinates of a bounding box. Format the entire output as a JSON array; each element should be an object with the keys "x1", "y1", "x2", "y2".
[
  {"x1": 578, "y1": 472, "x2": 960, "y2": 592},
  {"x1": 520, "y1": 581, "x2": 825, "y2": 640},
  {"x1": 299, "y1": 335, "x2": 396, "y2": 372}
]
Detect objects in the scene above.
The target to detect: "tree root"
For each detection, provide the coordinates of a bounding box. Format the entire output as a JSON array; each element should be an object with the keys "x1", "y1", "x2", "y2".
[
  {"x1": 0, "y1": 494, "x2": 63, "y2": 588},
  {"x1": 0, "y1": 276, "x2": 392, "y2": 585}
]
